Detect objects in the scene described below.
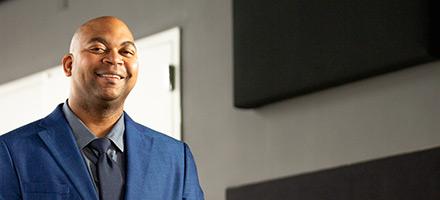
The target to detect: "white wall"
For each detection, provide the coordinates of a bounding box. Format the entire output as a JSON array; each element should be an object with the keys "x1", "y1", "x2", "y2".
[{"x1": 1, "y1": 0, "x2": 440, "y2": 199}]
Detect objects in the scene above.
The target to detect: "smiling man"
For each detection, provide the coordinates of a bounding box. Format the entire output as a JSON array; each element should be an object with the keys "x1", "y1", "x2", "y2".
[{"x1": 0, "y1": 16, "x2": 204, "y2": 200}]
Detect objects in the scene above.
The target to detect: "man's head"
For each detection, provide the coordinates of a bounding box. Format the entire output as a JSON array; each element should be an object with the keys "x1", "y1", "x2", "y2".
[{"x1": 62, "y1": 16, "x2": 138, "y2": 107}]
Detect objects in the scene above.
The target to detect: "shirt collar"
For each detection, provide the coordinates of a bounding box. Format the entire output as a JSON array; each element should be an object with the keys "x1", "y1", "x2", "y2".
[{"x1": 62, "y1": 100, "x2": 125, "y2": 152}]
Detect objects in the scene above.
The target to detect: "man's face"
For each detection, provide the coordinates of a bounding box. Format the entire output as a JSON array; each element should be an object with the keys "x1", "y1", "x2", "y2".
[{"x1": 64, "y1": 19, "x2": 138, "y2": 104}]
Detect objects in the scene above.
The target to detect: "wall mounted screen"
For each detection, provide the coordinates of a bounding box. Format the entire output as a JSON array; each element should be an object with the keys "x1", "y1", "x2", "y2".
[{"x1": 234, "y1": 0, "x2": 439, "y2": 108}]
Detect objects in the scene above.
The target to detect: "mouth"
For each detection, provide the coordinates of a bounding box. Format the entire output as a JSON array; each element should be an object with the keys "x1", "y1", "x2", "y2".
[{"x1": 95, "y1": 72, "x2": 126, "y2": 80}]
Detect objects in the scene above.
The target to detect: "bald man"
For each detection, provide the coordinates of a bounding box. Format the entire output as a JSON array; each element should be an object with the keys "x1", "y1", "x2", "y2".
[{"x1": 0, "y1": 16, "x2": 204, "y2": 200}]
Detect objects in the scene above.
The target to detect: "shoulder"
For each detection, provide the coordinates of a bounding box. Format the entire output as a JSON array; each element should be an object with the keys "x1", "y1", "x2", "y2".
[
  {"x1": 124, "y1": 113, "x2": 188, "y2": 153},
  {"x1": 124, "y1": 112, "x2": 180, "y2": 141},
  {"x1": 0, "y1": 119, "x2": 44, "y2": 144},
  {"x1": 129, "y1": 119, "x2": 182, "y2": 144},
  {"x1": 0, "y1": 104, "x2": 64, "y2": 144}
]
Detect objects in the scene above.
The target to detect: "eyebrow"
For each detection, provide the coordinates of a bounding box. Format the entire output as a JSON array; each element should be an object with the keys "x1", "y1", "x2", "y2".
[
  {"x1": 87, "y1": 37, "x2": 108, "y2": 46},
  {"x1": 87, "y1": 37, "x2": 137, "y2": 49}
]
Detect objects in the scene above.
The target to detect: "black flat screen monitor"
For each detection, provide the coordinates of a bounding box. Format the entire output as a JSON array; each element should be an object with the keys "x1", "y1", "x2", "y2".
[{"x1": 234, "y1": 0, "x2": 440, "y2": 108}]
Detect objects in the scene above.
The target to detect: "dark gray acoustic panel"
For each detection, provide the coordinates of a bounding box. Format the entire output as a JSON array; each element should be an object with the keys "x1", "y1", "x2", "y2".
[
  {"x1": 234, "y1": 0, "x2": 440, "y2": 108},
  {"x1": 226, "y1": 146, "x2": 440, "y2": 200}
]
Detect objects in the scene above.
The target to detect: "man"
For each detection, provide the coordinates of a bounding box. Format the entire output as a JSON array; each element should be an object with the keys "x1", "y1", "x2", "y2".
[{"x1": 0, "y1": 16, "x2": 204, "y2": 200}]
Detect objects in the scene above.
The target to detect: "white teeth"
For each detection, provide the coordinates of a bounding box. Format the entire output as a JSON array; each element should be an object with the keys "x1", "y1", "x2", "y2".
[{"x1": 98, "y1": 74, "x2": 122, "y2": 79}]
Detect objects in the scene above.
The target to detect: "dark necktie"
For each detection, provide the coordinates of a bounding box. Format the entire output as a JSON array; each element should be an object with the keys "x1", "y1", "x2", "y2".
[{"x1": 88, "y1": 138, "x2": 124, "y2": 200}]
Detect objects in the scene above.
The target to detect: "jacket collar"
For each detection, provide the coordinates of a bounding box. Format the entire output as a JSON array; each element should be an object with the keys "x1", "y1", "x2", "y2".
[
  {"x1": 37, "y1": 104, "x2": 98, "y2": 200},
  {"x1": 37, "y1": 104, "x2": 156, "y2": 199},
  {"x1": 123, "y1": 113, "x2": 155, "y2": 199}
]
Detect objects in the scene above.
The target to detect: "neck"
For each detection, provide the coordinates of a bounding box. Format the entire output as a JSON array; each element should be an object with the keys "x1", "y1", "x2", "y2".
[{"x1": 68, "y1": 97, "x2": 124, "y2": 137}]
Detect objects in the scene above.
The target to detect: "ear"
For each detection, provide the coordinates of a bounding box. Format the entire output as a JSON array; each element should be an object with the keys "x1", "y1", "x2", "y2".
[{"x1": 62, "y1": 54, "x2": 73, "y2": 77}]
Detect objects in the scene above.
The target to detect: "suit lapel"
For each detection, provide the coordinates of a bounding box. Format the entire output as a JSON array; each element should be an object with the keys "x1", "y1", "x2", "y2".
[
  {"x1": 124, "y1": 114, "x2": 155, "y2": 199},
  {"x1": 37, "y1": 105, "x2": 98, "y2": 200}
]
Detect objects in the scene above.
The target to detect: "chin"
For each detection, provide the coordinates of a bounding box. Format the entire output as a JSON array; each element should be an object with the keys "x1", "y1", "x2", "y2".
[
  {"x1": 99, "y1": 95, "x2": 120, "y2": 102},
  {"x1": 99, "y1": 93, "x2": 129, "y2": 103}
]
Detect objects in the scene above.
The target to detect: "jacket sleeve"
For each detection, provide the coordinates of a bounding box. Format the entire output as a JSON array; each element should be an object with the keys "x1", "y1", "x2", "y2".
[
  {"x1": 182, "y1": 143, "x2": 204, "y2": 200},
  {"x1": 0, "y1": 140, "x2": 21, "y2": 200}
]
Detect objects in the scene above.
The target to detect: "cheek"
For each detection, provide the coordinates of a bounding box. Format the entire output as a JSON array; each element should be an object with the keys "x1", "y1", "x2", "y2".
[
  {"x1": 71, "y1": 63, "x2": 92, "y2": 84},
  {"x1": 127, "y1": 62, "x2": 139, "y2": 79},
  {"x1": 74, "y1": 57, "x2": 98, "y2": 75}
]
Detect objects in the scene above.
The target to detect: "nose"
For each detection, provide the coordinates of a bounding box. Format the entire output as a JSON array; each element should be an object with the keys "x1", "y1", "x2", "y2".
[{"x1": 102, "y1": 49, "x2": 123, "y2": 66}]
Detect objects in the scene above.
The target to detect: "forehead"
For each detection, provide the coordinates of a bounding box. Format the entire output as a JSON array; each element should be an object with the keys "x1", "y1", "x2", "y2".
[{"x1": 78, "y1": 20, "x2": 135, "y2": 46}]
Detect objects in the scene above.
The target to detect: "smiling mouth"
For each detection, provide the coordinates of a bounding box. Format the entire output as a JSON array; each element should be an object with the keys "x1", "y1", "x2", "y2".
[{"x1": 96, "y1": 73, "x2": 125, "y2": 80}]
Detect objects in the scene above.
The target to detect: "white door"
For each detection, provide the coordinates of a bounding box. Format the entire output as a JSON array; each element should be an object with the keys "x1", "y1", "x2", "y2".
[
  {"x1": 125, "y1": 28, "x2": 182, "y2": 140},
  {"x1": 0, "y1": 68, "x2": 69, "y2": 134},
  {"x1": 0, "y1": 27, "x2": 182, "y2": 140}
]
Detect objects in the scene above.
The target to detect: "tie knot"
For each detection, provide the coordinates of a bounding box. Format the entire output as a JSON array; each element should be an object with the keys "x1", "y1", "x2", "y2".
[{"x1": 88, "y1": 138, "x2": 112, "y2": 155}]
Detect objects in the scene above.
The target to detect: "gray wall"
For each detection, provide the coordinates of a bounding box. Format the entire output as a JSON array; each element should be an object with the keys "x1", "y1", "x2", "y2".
[{"x1": 1, "y1": 0, "x2": 440, "y2": 199}]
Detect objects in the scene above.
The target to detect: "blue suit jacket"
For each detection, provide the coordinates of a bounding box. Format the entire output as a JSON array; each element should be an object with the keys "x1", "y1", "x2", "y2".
[{"x1": 0, "y1": 104, "x2": 204, "y2": 200}]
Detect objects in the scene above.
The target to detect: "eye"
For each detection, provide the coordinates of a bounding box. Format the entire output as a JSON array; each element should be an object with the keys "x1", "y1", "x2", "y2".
[
  {"x1": 89, "y1": 46, "x2": 107, "y2": 54},
  {"x1": 120, "y1": 49, "x2": 136, "y2": 57}
]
